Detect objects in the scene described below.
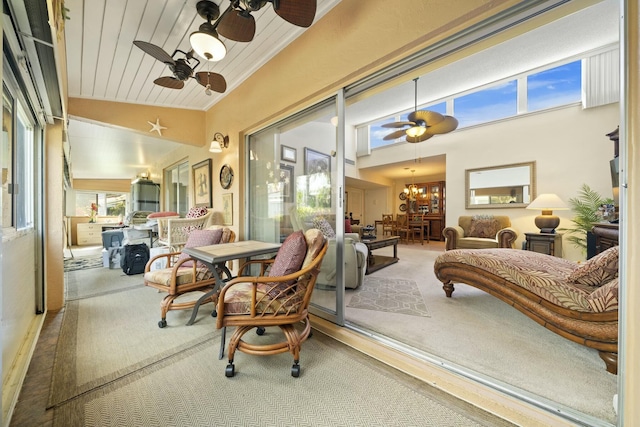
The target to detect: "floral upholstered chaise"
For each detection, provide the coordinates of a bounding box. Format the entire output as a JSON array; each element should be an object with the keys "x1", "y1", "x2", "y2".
[{"x1": 434, "y1": 247, "x2": 619, "y2": 374}]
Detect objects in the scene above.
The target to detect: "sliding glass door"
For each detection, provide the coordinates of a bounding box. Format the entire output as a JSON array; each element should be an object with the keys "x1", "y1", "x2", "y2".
[{"x1": 247, "y1": 94, "x2": 346, "y2": 324}]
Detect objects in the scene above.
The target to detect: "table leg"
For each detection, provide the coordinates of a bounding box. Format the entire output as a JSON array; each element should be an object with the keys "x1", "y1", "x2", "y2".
[
  {"x1": 186, "y1": 264, "x2": 232, "y2": 326},
  {"x1": 393, "y1": 242, "x2": 398, "y2": 259}
]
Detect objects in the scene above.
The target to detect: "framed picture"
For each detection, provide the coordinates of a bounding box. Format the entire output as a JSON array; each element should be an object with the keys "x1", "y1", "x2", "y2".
[
  {"x1": 193, "y1": 159, "x2": 212, "y2": 207},
  {"x1": 304, "y1": 148, "x2": 331, "y2": 175},
  {"x1": 281, "y1": 145, "x2": 297, "y2": 163},
  {"x1": 279, "y1": 163, "x2": 294, "y2": 202},
  {"x1": 222, "y1": 193, "x2": 233, "y2": 225}
]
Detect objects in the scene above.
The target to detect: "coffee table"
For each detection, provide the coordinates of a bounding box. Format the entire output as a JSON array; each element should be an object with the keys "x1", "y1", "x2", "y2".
[{"x1": 362, "y1": 235, "x2": 399, "y2": 274}]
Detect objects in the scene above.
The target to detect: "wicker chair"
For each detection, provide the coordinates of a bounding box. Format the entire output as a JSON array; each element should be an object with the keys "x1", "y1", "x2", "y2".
[
  {"x1": 144, "y1": 227, "x2": 235, "y2": 328},
  {"x1": 156, "y1": 208, "x2": 213, "y2": 251},
  {"x1": 216, "y1": 229, "x2": 327, "y2": 378}
]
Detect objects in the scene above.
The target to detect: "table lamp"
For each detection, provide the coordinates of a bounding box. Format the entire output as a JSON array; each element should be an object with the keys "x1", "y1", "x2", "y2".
[{"x1": 526, "y1": 193, "x2": 568, "y2": 233}]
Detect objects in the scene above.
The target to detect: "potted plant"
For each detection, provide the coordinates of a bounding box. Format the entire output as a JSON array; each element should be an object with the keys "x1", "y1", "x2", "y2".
[{"x1": 560, "y1": 184, "x2": 614, "y2": 252}]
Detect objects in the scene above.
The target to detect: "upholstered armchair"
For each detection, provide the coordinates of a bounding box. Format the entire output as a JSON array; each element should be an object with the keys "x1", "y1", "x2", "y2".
[
  {"x1": 288, "y1": 206, "x2": 368, "y2": 289},
  {"x1": 443, "y1": 215, "x2": 518, "y2": 251}
]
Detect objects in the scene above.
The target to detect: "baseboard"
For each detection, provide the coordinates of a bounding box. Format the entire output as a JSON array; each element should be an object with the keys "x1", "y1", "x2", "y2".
[
  {"x1": 2, "y1": 312, "x2": 46, "y2": 427},
  {"x1": 310, "y1": 315, "x2": 578, "y2": 427}
]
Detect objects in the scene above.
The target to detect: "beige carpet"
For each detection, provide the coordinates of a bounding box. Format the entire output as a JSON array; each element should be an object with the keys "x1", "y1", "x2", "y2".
[
  {"x1": 345, "y1": 243, "x2": 618, "y2": 424},
  {"x1": 49, "y1": 267, "x2": 514, "y2": 427}
]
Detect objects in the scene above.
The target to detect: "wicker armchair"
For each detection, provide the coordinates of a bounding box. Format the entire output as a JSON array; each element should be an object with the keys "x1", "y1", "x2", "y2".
[
  {"x1": 144, "y1": 227, "x2": 235, "y2": 328},
  {"x1": 216, "y1": 229, "x2": 327, "y2": 378},
  {"x1": 156, "y1": 208, "x2": 213, "y2": 251}
]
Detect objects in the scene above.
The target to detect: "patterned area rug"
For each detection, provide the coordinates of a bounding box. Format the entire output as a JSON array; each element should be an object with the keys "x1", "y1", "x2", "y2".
[
  {"x1": 348, "y1": 276, "x2": 430, "y2": 317},
  {"x1": 64, "y1": 256, "x2": 104, "y2": 272}
]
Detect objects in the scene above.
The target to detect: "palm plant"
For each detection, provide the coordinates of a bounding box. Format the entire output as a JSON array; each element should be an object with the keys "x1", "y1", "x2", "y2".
[{"x1": 560, "y1": 184, "x2": 614, "y2": 251}]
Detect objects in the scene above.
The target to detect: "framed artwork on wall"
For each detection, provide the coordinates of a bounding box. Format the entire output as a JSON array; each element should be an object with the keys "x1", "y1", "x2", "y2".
[
  {"x1": 222, "y1": 193, "x2": 233, "y2": 225},
  {"x1": 281, "y1": 145, "x2": 297, "y2": 163},
  {"x1": 279, "y1": 163, "x2": 294, "y2": 202},
  {"x1": 193, "y1": 159, "x2": 212, "y2": 207},
  {"x1": 304, "y1": 148, "x2": 331, "y2": 175}
]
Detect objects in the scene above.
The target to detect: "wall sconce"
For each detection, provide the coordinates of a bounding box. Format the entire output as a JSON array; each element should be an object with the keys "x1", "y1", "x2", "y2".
[{"x1": 209, "y1": 132, "x2": 229, "y2": 153}]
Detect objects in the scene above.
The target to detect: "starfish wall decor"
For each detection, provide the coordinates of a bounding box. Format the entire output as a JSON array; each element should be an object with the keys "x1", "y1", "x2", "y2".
[{"x1": 148, "y1": 118, "x2": 167, "y2": 136}]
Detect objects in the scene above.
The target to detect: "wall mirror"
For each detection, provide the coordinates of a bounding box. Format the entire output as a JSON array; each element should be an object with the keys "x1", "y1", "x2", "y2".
[{"x1": 466, "y1": 161, "x2": 536, "y2": 208}]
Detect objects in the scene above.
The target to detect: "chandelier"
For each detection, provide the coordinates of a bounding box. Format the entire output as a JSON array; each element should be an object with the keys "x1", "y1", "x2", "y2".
[{"x1": 403, "y1": 170, "x2": 423, "y2": 201}]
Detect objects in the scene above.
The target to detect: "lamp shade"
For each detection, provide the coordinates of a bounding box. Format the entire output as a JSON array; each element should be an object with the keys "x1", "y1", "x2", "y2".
[
  {"x1": 526, "y1": 193, "x2": 568, "y2": 233},
  {"x1": 526, "y1": 193, "x2": 568, "y2": 211},
  {"x1": 209, "y1": 140, "x2": 222, "y2": 153},
  {"x1": 190, "y1": 23, "x2": 226, "y2": 61}
]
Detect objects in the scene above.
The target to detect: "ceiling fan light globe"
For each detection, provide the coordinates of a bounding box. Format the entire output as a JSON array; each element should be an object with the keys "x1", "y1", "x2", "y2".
[
  {"x1": 190, "y1": 27, "x2": 227, "y2": 61},
  {"x1": 406, "y1": 126, "x2": 426, "y2": 137}
]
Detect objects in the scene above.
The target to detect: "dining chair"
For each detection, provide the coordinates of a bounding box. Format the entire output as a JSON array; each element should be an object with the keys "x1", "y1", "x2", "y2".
[
  {"x1": 144, "y1": 227, "x2": 235, "y2": 328},
  {"x1": 215, "y1": 229, "x2": 328, "y2": 377},
  {"x1": 395, "y1": 214, "x2": 410, "y2": 243},
  {"x1": 410, "y1": 214, "x2": 429, "y2": 244},
  {"x1": 382, "y1": 214, "x2": 395, "y2": 236}
]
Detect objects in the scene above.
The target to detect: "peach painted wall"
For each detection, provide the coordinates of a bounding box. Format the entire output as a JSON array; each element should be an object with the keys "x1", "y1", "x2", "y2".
[{"x1": 67, "y1": 98, "x2": 205, "y2": 148}]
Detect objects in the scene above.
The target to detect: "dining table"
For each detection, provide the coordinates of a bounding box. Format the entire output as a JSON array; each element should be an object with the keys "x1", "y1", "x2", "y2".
[{"x1": 183, "y1": 240, "x2": 282, "y2": 358}]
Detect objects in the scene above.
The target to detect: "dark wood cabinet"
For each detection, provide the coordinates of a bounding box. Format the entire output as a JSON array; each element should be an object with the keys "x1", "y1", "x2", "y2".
[
  {"x1": 525, "y1": 232, "x2": 563, "y2": 257},
  {"x1": 406, "y1": 181, "x2": 445, "y2": 240},
  {"x1": 590, "y1": 223, "x2": 619, "y2": 257}
]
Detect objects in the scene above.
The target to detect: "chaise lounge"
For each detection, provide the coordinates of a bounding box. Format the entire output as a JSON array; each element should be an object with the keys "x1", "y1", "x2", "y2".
[{"x1": 433, "y1": 247, "x2": 619, "y2": 374}]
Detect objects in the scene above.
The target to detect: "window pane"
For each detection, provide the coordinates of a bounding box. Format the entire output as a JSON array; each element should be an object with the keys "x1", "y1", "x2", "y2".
[
  {"x1": 163, "y1": 161, "x2": 189, "y2": 216},
  {"x1": 454, "y1": 80, "x2": 517, "y2": 128},
  {"x1": 2, "y1": 86, "x2": 14, "y2": 228},
  {"x1": 527, "y1": 60, "x2": 581, "y2": 111},
  {"x1": 15, "y1": 106, "x2": 34, "y2": 229}
]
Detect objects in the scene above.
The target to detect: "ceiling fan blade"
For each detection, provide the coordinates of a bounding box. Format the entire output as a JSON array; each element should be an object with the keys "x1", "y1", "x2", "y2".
[
  {"x1": 154, "y1": 76, "x2": 184, "y2": 89},
  {"x1": 381, "y1": 121, "x2": 414, "y2": 129},
  {"x1": 133, "y1": 41, "x2": 175, "y2": 64},
  {"x1": 427, "y1": 115, "x2": 459, "y2": 134},
  {"x1": 406, "y1": 132, "x2": 434, "y2": 144},
  {"x1": 195, "y1": 72, "x2": 227, "y2": 93},
  {"x1": 217, "y1": 9, "x2": 256, "y2": 42},
  {"x1": 273, "y1": 0, "x2": 316, "y2": 27},
  {"x1": 408, "y1": 110, "x2": 445, "y2": 127},
  {"x1": 383, "y1": 129, "x2": 408, "y2": 141}
]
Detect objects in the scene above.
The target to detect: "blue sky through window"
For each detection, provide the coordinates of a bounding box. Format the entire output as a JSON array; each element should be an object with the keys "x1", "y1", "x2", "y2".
[
  {"x1": 527, "y1": 60, "x2": 581, "y2": 111},
  {"x1": 454, "y1": 80, "x2": 517, "y2": 128}
]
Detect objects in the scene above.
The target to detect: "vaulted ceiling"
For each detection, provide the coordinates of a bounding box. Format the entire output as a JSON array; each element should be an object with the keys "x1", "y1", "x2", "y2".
[{"x1": 64, "y1": 0, "x2": 340, "y2": 180}]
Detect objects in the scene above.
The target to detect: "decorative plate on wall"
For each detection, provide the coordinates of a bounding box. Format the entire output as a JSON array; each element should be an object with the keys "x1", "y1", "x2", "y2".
[
  {"x1": 399, "y1": 203, "x2": 407, "y2": 212},
  {"x1": 399, "y1": 192, "x2": 407, "y2": 201},
  {"x1": 220, "y1": 164, "x2": 234, "y2": 189}
]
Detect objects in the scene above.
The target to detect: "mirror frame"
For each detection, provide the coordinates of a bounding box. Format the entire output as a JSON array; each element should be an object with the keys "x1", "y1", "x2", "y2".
[{"x1": 465, "y1": 161, "x2": 536, "y2": 209}]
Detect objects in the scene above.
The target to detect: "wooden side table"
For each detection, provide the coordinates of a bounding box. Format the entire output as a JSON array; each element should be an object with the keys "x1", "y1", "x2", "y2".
[{"x1": 525, "y1": 232, "x2": 563, "y2": 257}]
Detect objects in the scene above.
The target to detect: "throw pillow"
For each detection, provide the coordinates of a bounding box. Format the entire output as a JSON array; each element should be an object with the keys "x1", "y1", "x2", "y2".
[
  {"x1": 567, "y1": 246, "x2": 619, "y2": 286},
  {"x1": 587, "y1": 277, "x2": 619, "y2": 312},
  {"x1": 313, "y1": 216, "x2": 336, "y2": 238},
  {"x1": 345, "y1": 219, "x2": 352, "y2": 233},
  {"x1": 266, "y1": 230, "x2": 308, "y2": 297},
  {"x1": 468, "y1": 218, "x2": 500, "y2": 238},
  {"x1": 177, "y1": 228, "x2": 223, "y2": 267},
  {"x1": 186, "y1": 206, "x2": 208, "y2": 218},
  {"x1": 147, "y1": 211, "x2": 179, "y2": 219}
]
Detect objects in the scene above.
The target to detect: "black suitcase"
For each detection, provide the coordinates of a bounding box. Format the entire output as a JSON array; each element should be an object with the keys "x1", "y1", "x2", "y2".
[{"x1": 121, "y1": 243, "x2": 150, "y2": 275}]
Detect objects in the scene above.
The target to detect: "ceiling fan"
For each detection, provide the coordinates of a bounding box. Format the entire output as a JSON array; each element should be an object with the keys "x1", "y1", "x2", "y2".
[
  {"x1": 382, "y1": 77, "x2": 458, "y2": 143},
  {"x1": 133, "y1": 40, "x2": 226, "y2": 93},
  {"x1": 214, "y1": 0, "x2": 317, "y2": 43}
]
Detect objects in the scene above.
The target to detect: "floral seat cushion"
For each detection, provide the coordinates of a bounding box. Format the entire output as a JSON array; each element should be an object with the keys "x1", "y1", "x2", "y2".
[
  {"x1": 435, "y1": 248, "x2": 618, "y2": 313},
  {"x1": 144, "y1": 267, "x2": 212, "y2": 288}
]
